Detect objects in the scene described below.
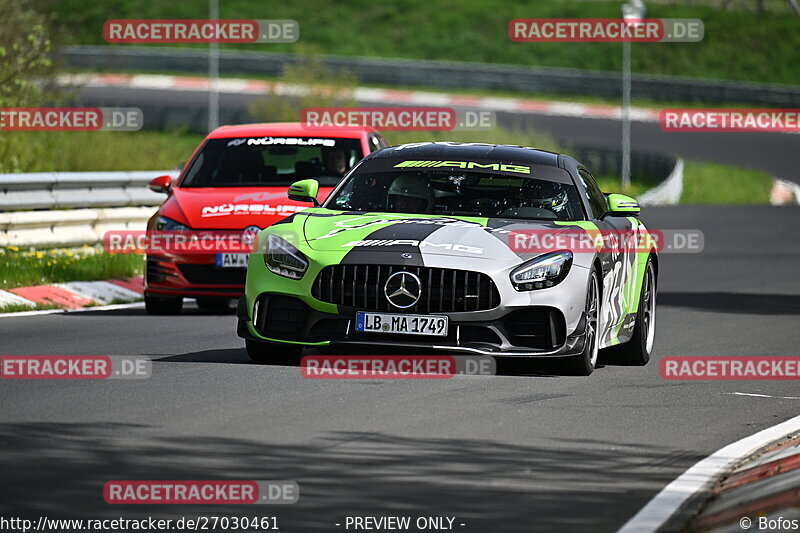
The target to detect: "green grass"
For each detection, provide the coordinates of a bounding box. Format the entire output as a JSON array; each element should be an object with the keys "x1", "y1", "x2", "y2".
[
  {"x1": 595, "y1": 177, "x2": 651, "y2": 199},
  {"x1": 50, "y1": 0, "x2": 800, "y2": 86},
  {"x1": 0, "y1": 129, "x2": 203, "y2": 173},
  {"x1": 0, "y1": 246, "x2": 144, "y2": 289},
  {"x1": 681, "y1": 160, "x2": 773, "y2": 204},
  {"x1": 0, "y1": 302, "x2": 63, "y2": 314}
]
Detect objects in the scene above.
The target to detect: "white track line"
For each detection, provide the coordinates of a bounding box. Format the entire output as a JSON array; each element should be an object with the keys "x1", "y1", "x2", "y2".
[
  {"x1": 728, "y1": 392, "x2": 800, "y2": 400},
  {"x1": 618, "y1": 413, "x2": 800, "y2": 532},
  {"x1": 0, "y1": 301, "x2": 144, "y2": 319}
]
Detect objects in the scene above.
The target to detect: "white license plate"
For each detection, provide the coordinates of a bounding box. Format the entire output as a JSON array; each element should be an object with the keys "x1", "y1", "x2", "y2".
[
  {"x1": 215, "y1": 253, "x2": 249, "y2": 268},
  {"x1": 355, "y1": 312, "x2": 448, "y2": 337}
]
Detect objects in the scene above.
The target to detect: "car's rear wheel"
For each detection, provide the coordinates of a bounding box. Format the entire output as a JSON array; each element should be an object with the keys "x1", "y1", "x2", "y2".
[
  {"x1": 196, "y1": 297, "x2": 231, "y2": 312},
  {"x1": 245, "y1": 339, "x2": 303, "y2": 365},
  {"x1": 144, "y1": 294, "x2": 183, "y2": 315},
  {"x1": 563, "y1": 270, "x2": 600, "y2": 376},
  {"x1": 612, "y1": 258, "x2": 656, "y2": 365}
]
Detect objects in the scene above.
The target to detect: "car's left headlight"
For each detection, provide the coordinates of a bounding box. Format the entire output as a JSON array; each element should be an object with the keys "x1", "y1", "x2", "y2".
[
  {"x1": 264, "y1": 234, "x2": 308, "y2": 280},
  {"x1": 155, "y1": 216, "x2": 189, "y2": 231},
  {"x1": 510, "y1": 251, "x2": 573, "y2": 291}
]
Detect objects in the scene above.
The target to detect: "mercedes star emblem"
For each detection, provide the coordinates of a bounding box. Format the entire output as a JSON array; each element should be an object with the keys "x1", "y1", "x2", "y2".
[
  {"x1": 384, "y1": 271, "x2": 422, "y2": 309},
  {"x1": 242, "y1": 225, "x2": 262, "y2": 246}
]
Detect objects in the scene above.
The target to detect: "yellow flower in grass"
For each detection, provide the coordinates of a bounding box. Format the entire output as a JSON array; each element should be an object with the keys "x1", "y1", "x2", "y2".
[
  {"x1": 7, "y1": 246, "x2": 19, "y2": 252},
  {"x1": 36, "y1": 252, "x2": 44, "y2": 259}
]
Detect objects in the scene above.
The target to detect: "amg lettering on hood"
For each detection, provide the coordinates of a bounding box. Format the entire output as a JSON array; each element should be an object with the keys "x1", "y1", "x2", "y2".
[
  {"x1": 226, "y1": 137, "x2": 337, "y2": 147},
  {"x1": 343, "y1": 240, "x2": 484, "y2": 254},
  {"x1": 313, "y1": 215, "x2": 510, "y2": 240},
  {"x1": 201, "y1": 203, "x2": 302, "y2": 217}
]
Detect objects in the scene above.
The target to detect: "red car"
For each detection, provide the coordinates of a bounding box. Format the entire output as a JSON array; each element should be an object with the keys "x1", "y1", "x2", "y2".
[{"x1": 144, "y1": 123, "x2": 388, "y2": 314}]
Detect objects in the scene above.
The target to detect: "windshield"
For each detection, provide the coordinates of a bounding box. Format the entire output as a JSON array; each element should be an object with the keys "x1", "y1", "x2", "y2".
[
  {"x1": 324, "y1": 170, "x2": 583, "y2": 221},
  {"x1": 180, "y1": 137, "x2": 364, "y2": 188}
]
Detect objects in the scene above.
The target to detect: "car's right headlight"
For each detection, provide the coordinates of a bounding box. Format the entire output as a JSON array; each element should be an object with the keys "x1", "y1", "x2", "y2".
[
  {"x1": 510, "y1": 251, "x2": 573, "y2": 291},
  {"x1": 264, "y1": 234, "x2": 308, "y2": 280}
]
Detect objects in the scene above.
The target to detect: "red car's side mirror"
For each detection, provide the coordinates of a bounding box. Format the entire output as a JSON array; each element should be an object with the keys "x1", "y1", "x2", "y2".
[{"x1": 149, "y1": 175, "x2": 172, "y2": 193}]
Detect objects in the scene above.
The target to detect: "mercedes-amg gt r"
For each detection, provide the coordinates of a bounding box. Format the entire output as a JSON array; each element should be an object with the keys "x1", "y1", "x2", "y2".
[{"x1": 237, "y1": 142, "x2": 658, "y2": 375}]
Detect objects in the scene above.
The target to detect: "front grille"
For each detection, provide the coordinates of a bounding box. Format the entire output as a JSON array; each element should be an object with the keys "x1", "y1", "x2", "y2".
[
  {"x1": 312, "y1": 264, "x2": 499, "y2": 313},
  {"x1": 254, "y1": 294, "x2": 308, "y2": 337},
  {"x1": 504, "y1": 308, "x2": 566, "y2": 350},
  {"x1": 178, "y1": 264, "x2": 246, "y2": 286}
]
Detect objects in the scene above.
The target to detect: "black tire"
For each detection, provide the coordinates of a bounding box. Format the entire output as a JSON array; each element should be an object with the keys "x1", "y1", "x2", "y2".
[
  {"x1": 611, "y1": 258, "x2": 656, "y2": 365},
  {"x1": 245, "y1": 339, "x2": 303, "y2": 365},
  {"x1": 144, "y1": 294, "x2": 183, "y2": 315},
  {"x1": 563, "y1": 269, "x2": 600, "y2": 376},
  {"x1": 195, "y1": 297, "x2": 231, "y2": 312}
]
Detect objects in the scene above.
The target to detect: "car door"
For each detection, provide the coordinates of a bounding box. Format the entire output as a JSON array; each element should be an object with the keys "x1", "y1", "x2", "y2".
[{"x1": 577, "y1": 168, "x2": 639, "y2": 347}]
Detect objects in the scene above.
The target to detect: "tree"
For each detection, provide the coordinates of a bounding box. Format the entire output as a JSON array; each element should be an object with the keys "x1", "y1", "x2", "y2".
[{"x1": 0, "y1": 0, "x2": 58, "y2": 172}]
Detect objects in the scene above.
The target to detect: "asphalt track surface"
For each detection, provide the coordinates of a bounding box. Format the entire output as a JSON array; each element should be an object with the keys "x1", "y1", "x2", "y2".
[
  {"x1": 2, "y1": 206, "x2": 799, "y2": 532},
  {"x1": 77, "y1": 85, "x2": 800, "y2": 181}
]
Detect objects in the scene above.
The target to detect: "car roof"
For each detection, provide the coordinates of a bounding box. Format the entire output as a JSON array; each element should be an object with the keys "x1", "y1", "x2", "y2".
[
  {"x1": 368, "y1": 142, "x2": 562, "y2": 166},
  {"x1": 206, "y1": 122, "x2": 377, "y2": 139}
]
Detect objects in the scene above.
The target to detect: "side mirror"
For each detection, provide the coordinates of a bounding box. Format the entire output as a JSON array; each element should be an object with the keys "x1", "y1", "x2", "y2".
[
  {"x1": 149, "y1": 175, "x2": 172, "y2": 193},
  {"x1": 288, "y1": 179, "x2": 320, "y2": 206},
  {"x1": 605, "y1": 193, "x2": 640, "y2": 216}
]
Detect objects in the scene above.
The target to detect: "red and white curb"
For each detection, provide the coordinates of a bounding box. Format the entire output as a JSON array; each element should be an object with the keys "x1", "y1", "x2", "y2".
[
  {"x1": 691, "y1": 436, "x2": 800, "y2": 531},
  {"x1": 58, "y1": 73, "x2": 662, "y2": 123},
  {"x1": 0, "y1": 276, "x2": 143, "y2": 313},
  {"x1": 618, "y1": 414, "x2": 800, "y2": 532}
]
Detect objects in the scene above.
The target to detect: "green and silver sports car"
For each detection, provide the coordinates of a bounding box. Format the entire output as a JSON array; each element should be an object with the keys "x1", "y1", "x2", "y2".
[{"x1": 237, "y1": 142, "x2": 658, "y2": 375}]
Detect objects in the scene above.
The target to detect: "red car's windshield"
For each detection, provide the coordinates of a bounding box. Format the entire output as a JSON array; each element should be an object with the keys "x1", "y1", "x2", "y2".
[{"x1": 180, "y1": 136, "x2": 364, "y2": 188}]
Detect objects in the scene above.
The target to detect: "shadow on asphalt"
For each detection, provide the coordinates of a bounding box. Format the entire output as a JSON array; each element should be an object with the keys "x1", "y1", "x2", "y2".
[
  {"x1": 658, "y1": 292, "x2": 800, "y2": 316},
  {"x1": 0, "y1": 422, "x2": 700, "y2": 532},
  {"x1": 153, "y1": 348, "x2": 574, "y2": 378},
  {"x1": 63, "y1": 306, "x2": 237, "y2": 317}
]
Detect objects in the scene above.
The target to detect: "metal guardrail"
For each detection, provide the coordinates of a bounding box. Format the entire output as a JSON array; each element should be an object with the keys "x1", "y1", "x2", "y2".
[
  {"x1": 638, "y1": 159, "x2": 683, "y2": 206},
  {"x1": 0, "y1": 170, "x2": 177, "y2": 247},
  {"x1": 60, "y1": 45, "x2": 800, "y2": 107},
  {"x1": 565, "y1": 144, "x2": 676, "y2": 186},
  {"x1": 0, "y1": 207, "x2": 158, "y2": 247},
  {"x1": 0, "y1": 170, "x2": 177, "y2": 211}
]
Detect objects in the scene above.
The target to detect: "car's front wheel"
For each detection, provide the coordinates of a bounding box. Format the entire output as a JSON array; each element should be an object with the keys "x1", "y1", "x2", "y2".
[
  {"x1": 611, "y1": 258, "x2": 656, "y2": 365},
  {"x1": 144, "y1": 294, "x2": 183, "y2": 315},
  {"x1": 563, "y1": 269, "x2": 600, "y2": 376},
  {"x1": 245, "y1": 339, "x2": 303, "y2": 365}
]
